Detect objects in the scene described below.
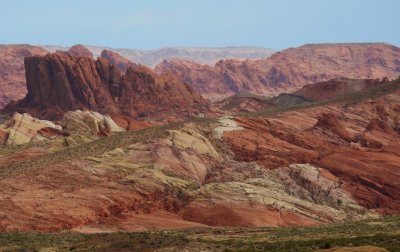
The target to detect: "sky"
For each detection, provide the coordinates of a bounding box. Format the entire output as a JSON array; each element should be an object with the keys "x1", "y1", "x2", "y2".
[{"x1": 1, "y1": 0, "x2": 399, "y2": 50}]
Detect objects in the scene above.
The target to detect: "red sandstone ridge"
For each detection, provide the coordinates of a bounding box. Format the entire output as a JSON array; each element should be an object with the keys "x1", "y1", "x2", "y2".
[
  {"x1": 4, "y1": 53, "x2": 207, "y2": 122},
  {"x1": 224, "y1": 90, "x2": 400, "y2": 213},
  {"x1": 156, "y1": 43, "x2": 400, "y2": 99},
  {"x1": 55, "y1": 44, "x2": 93, "y2": 58},
  {"x1": 100, "y1": 49, "x2": 138, "y2": 73},
  {"x1": 312, "y1": 113, "x2": 353, "y2": 142},
  {"x1": 0, "y1": 45, "x2": 48, "y2": 108},
  {"x1": 295, "y1": 78, "x2": 389, "y2": 101}
]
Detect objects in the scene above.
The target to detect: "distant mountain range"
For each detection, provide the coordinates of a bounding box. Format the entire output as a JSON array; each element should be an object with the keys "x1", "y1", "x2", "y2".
[
  {"x1": 156, "y1": 43, "x2": 400, "y2": 99},
  {"x1": 42, "y1": 45, "x2": 275, "y2": 67},
  {"x1": 1, "y1": 43, "x2": 399, "y2": 108}
]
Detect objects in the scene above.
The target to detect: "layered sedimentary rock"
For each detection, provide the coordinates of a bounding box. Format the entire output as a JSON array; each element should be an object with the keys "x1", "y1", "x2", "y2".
[
  {"x1": 0, "y1": 110, "x2": 126, "y2": 146},
  {"x1": 0, "y1": 121, "x2": 372, "y2": 232},
  {"x1": 0, "y1": 113, "x2": 61, "y2": 145},
  {"x1": 62, "y1": 110, "x2": 124, "y2": 136},
  {"x1": 0, "y1": 74, "x2": 399, "y2": 232},
  {"x1": 0, "y1": 45, "x2": 48, "y2": 108},
  {"x1": 5, "y1": 53, "x2": 207, "y2": 121},
  {"x1": 224, "y1": 90, "x2": 400, "y2": 213},
  {"x1": 156, "y1": 43, "x2": 400, "y2": 99}
]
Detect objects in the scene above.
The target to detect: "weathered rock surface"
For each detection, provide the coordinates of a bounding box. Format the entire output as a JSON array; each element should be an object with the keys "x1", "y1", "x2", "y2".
[
  {"x1": 295, "y1": 78, "x2": 389, "y2": 101},
  {"x1": 224, "y1": 89, "x2": 400, "y2": 213},
  {"x1": 0, "y1": 74, "x2": 399, "y2": 232},
  {"x1": 0, "y1": 113, "x2": 61, "y2": 145},
  {"x1": 4, "y1": 53, "x2": 207, "y2": 121},
  {"x1": 0, "y1": 45, "x2": 48, "y2": 108},
  {"x1": 62, "y1": 110, "x2": 124, "y2": 136},
  {"x1": 156, "y1": 43, "x2": 400, "y2": 99},
  {"x1": 56, "y1": 44, "x2": 93, "y2": 58},
  {"x1": 0, "y1": 117, "x2": 374, "y2": 232},
  {"x1": 100, "y1": 49, "x2": 138, "y2": 73}
]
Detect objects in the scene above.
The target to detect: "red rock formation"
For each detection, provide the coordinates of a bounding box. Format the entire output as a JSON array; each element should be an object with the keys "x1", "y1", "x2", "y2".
[
  {"x1": 0, "y1": 130, "x2": 7, "y2": 145},
  {"x1": 4, "y1": 53, "x2": 207, "y2": 121},
  {"x1": 100, "y1": 49, "x2": 137, "y2": 73},
  {"x1": 295, "y1": 78, "x2": 388, "y2": 101},
  {"x1": 56, "y1": 44, "x2": 93, "y2": 58},
  {"x1": 224, "y1": 88, "x2": 400, "y2": 213},
  {"x1": 156, "y1": 43, "x2": 400, "y2": 99},
  {"x1": 37, "y1": 127, "x2": 70, "y2": 138},
  {"x1": 0, "y1": 45, "x2": 48, "y2": 108},
  {"x1": 313, "y1": 113, "x2": 353, "y2": 142}
]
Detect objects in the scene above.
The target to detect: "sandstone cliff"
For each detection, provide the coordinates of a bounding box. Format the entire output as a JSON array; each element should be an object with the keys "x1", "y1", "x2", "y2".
[
  {"x1": 5, "y1": 53, "x2": 207, "y2": 121},
  {"x1": 156, "y1": 43, "x2": 400, "y2": 99}
]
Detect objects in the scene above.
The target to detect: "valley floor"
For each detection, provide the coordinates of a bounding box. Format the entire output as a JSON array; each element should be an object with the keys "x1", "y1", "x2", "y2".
[{"x1": 1, "y1": 215, "x2": 400, "y2": 251}]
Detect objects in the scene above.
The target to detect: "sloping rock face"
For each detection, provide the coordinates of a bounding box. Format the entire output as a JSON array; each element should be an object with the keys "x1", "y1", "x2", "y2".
[
  {"x1": 0, "y1": 79, "x2": 399, "y2": 232},
  {"x1": 62, "y1": 110, "x2": 124, "y2": 136},
  {"x1": 313, "y1": 113, "x2": 353, "y2": 142},
  {"x1": 0, "y1": 45, "x2": 48, "y2": 108},
  {"x1": 0, "y1": 110, "x2": 125, "y2": 146},
  {"x1": 100, "y1": 49, "x2": 137, "y2": 73},
  {"x1": 0, "y1": 121, "x2": 372, "y2": 232},
  {"x1": 224, "y1": 90, "x2": 400, "y2": 213},
  {"x1": 0, "y1": 113, "x2": 61, "y2": 145},
  {"x1": 67, "y1": 44, "x2": 93, "y2": 58},
  {"x1": 295, "y1": 78, "x2": 388, "y2": 101},
  {"x1": 56, "y1": 44, "x2": 93, "y2": 58},
  {"x1": 5, "y1": 53, "x2": 207, "y2": 121},
  {"x1": 156, "y1": 43, "x2": 400, "y2": 99}
]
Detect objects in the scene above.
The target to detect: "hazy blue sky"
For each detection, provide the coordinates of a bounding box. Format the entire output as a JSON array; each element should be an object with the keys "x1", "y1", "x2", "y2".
[{"x1": 1, "y1": 0, "x2": 398, "y2": 50}]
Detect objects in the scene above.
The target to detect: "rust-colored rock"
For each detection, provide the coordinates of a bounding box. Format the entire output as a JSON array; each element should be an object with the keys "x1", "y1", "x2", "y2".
[
  {"x1": 295, "y1": 78, "x2": 388, "y2": 101},
  {"x1": 0, "y1": 45, "x2": 48, "y2": 108},
  {"x1": 56, "y1": 44, "x2": 93, "y2": 58},
  {"x1": 0, "y1": 130, "x2": 7, "y2": 145},
  {"x1": 313, "y1": 113, "x2": 353, "y2": 142},
  {"x1": 5, "y1": 53, "x2": 207, "y2": 121},
  {"x1": 37, "y1": 127, "x2": 70, "y2": 138},
  {"x1": 224, "y1": 88, "x2": 400, "y2": 213},
  {"x1": 100, "y1": 49, "x2": 137, "y2": 73},
  {"x1": 156, "y1": 43, "x2": 400, "y2": 99}
]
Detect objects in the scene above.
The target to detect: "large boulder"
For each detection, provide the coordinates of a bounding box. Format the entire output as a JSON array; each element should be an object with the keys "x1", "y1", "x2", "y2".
[{"x1": 62, "y1": 110, "x2": 124, "y2": 136}]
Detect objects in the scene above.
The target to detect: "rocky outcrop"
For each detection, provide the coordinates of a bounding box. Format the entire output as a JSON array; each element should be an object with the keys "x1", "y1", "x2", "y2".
[
  {"x1": 156, "y1": 43, "x2": 400, "y2": 99},
  {"x1": 0, "y1": 113, "x2": 61, "y2": 145},
  {"x1": 5, "y1": 53, "x2": 207, "y2": 121},
  {"x1": 223, "y1": 89, "x2": 400, "y2": 213},
  {"x1": 0, "y1": 110, "x2": 127, "y2": 145},
  {"x1": 295, "y1": 78, "x2": 389, "y2": 101},
  {"x1": 56, "y1": 44, "x2": 93, "y2": 58},
  {"x1": 313, "y1": 113, "x2": 353, "y2": 142},
  {"x1": 62, "y1": 110, "x2": 124, "y2": 136},
  {"x1": 0, "y1": 45, "x2": 48, "y2": 108},
  {"x1": 0, "y1": 121, "x2": 372, "y2": 232},
  {"x1": 0, "y1": 72, "x2": 400, "y2": 232},
  {"x1": 100, "y1": 49, "x2": 137, "y2": 73}
]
